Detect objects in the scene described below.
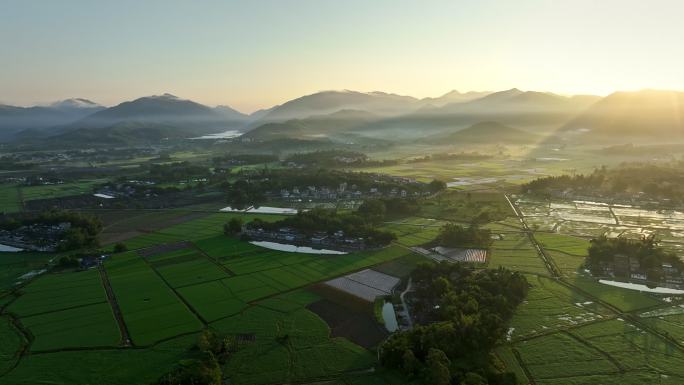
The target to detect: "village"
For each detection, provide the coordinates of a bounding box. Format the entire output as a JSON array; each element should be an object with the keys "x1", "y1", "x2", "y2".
[
  {"x1": 243, "y1": 226, "x2": 367, "y2": 251},
  {"x1": 0, "y1": 222, "x2": 71, "y2": 251}
]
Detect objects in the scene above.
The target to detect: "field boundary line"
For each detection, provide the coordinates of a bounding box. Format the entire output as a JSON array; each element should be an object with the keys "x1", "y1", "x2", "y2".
[
  {"x1": 512, "y1": 314, "x2": 617, "y2": 343},
  {"x1": 141, "y1": 254, "x2": 209, "y2": 326},
  {"x1": 190, "y1": 242, "x2": 236, "y2": 276},
  {"x1": 511, "y1": 347, "x2": 536, "y2": 385},
  {"x1": 0, "y1": 313, "x2": 32, "y2": 378},
  {"x1": 98, "y1": 263, "x2": 132, "y2": 347},
  {"x1": 8, "y1": 300, "x2": 108, "y2": 319},
  {"x1": 561, "y1": 330, "x2": 625, "y2": 373}
]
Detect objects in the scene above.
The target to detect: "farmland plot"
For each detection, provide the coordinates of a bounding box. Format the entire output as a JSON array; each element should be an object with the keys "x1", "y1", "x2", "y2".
[
  {"x1": 567, "y1": 276, "x2": 662, "y2": 313},
  {"x1": 20, "y1": 179, "x2": 106, "y2": 201},
  {"x1": 0, "y1": 184, "x2": 21, "y2": 213},
  {"x1": 512, "y1": 318, "x2": 684, "y2": 385},
  {"x1": 120, "y1": 213, "x2": 285, "y2": 250},
  {"x1": 510, "y1": 275, "x2": 610, "y2": 339},
  {"x1": 0, "y1": 252, "x2": 53, "y2": 292},
  {"x1": 0, "y1": 334, "x2": 197, "y2": 385},
  {"x1": 640, "y1": 306, "x2": 684, "y2": 345},
  {"x1": 0, "y1": 316, "x2": 22, "y2": 375},
  {"x1": 489, "y1": 233, "x2": 548, "y2": 275},
  {"x1": 515, "y1": 332, "x2": 618, "y2": 380},
  {"x1": 105, "y1": 252, "x2": 202, "y2": 346},
  {"x1": 214, "y1": 304, "x2": 375, "y2": 385},
  {"x1": 22, "y1": 302, "x2": 120, "y2": 351},
  {"x1": 7, "y1": 270, "x2": 106, "y2": 317}
]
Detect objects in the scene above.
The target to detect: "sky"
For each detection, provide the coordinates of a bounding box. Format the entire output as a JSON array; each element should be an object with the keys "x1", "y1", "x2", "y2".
[{"x1": 1, "y1": 0, "x2": 683, "y2": 113}]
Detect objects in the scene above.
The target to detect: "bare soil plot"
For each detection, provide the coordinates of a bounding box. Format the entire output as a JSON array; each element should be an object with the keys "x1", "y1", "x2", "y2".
[{"x1": 307, "y1": 299, "x2": 387, "y2": 348}]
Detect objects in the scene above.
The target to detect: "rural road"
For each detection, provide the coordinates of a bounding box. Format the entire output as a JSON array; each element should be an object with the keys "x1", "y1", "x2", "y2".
[{"x1": 399, "y1": 277, "x2": 413, "y2": 330}]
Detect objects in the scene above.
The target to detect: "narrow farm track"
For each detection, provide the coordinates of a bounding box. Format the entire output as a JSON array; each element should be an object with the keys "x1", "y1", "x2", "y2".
[
  {"x1": 98, "y1": 263, "x2": 132, "y2": 347},
  {"x1": 504, "y1": 194, "x2": 560, "y2": 277}
]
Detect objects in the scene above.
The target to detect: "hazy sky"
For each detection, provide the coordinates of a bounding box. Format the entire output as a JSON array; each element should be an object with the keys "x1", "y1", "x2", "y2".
[{"x1": 2, "y1": 0, "x2": 683, "y2": 112}]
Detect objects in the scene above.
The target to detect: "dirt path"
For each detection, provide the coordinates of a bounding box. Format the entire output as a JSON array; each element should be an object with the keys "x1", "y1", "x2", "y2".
[
  {"x1": 395, "y1": 277, "x2": 413, "y2": 331},
  {"x1": 504, "y1": 194, "x2": 560, "y2": 277},
  {"x1": 98, "y1": 263, "x2": 132, "y2": 347}
]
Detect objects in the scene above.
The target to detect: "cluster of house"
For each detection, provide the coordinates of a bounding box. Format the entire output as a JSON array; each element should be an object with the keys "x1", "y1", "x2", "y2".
[
  {"x1": 79, "y1": 254, "x2": 107, "y2": 269},
  {"x1": 274, "y1": 182, "x2": 427, "y2": 202},
  {"x1": 0, "y1": 222, "x2": 71, "y2": 252},
  {"x1": 243, "y1": 226, "x2": 367, "y2": 251},
  {"x1": 607, "y1": 253, "x2": 683, "y2": 288},
  {"x1": 96, "y1": 178, "x2": 209, "y2": 199}
]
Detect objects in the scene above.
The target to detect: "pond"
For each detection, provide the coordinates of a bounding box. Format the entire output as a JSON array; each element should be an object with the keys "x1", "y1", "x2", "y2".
[
  {"x1": 219, "y1": 206, "x2": 299, "y2": 215},
  {"x1": 250, "y1": 241, "x2": 347, "y2": 255},
  {"x1": 0, "y1": 243, "x2": 23, "y2": 252},
  {"x1": 382, "y1": 301, "x2": 399, "y2": 332},
  {"x1": 190, "y1": 130, "x2": 242, "y2": 140},
  {"x1": 598, "y1": 279, "x2": 684, "y2": 294}
]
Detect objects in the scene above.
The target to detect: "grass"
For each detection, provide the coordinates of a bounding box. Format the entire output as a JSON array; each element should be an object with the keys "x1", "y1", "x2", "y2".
[
  {"x1": 417, "y1": 191, "x2": 514, "y2": 222},
  {"x1": 373, "y1": 253, "x2": 430, "y2": 278},
  {"x1": 489, "y1": 248, "x2": 548, "y2": 275},
  {"x1": 567, "y1": 276, "x2": 662, "y2": 313},
  {"x1": 154, "y1": 254, "x2": 230, "y2": 288},
  {"x1": 513, "y1": 318, "x2": 684, "y2": 385},
  {"x1": 640, "y1": 309, "x2": 684, "y2": 344},
  {"x1": 0, "y1": 334, "x2": 197, "y2": 385},
  {"x1": 0, "y1": 252, "x2": 54, "y2": 293},
  {"x1": 116, "y1": 213, "x2": 286, "y2": 250},
  {"x1": 515, "y1": 332, "x2": 618, "y2": 380},
  {"x1": 20, "y1": 179, "x2": 107, "y2": 201},
  {"x1": 105, "y1": 252, "x2": 203, "y2": 346},
  {"x1": 22, "y1": 302, "x2": 120, "y2": 351},
  {"x1": 380, "y1": 220, "x2": 442, "y2": 247},
  {"x1": 0, "y1": 316, "x2": 23, "y2": 375},
  {"x1": 0, "y1": 184, "x2": 21, "y2": 213},
  {"x1": 494, "y1": 346, "x2": 529, "y2": 385},
  {"x1": 510, "y1": 275, "x2": 611, "y2": 339},
  {"x1": 213, "y1": 304, "x2": 375, "y2": 385},
  {"x1": 7, "y1": 270, "x2": 107, "y2": 317},
  {"x1": 572, "y1": 320, "x2": 684, "y2": 379},
  {"x1": 546, "y1": 250, "x2": 586, "y2": 276},
  {"x1": 535, "y1": 233, "x2": 590, "y2": 256}
]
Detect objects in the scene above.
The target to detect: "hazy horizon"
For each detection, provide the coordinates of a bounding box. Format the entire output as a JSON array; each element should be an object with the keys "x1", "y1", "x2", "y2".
[
  {"x1": 7, "y1": 86, "x2": 684, "y2": 115},
  {"x1": 2, "y1": 0, "x2": 684, "y2": 113}
]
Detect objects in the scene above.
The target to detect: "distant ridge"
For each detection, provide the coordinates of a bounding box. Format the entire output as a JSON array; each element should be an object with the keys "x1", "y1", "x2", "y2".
[
  {"x1": 561, "y1": 89, "x2": 684, "y2": 140},
  {"x1": 430, "y1": 121, "x2": 541, "y2": 144}
]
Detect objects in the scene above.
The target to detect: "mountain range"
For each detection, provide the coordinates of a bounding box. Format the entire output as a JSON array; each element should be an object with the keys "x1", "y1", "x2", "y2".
[{"x1": 3, "y1": 88, "x2": 684, "y2": 146}]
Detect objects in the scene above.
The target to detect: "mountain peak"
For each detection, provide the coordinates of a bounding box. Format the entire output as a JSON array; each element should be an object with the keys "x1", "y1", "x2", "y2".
[{"x1": 50, "y1": 98, "x2": 101, "y2": 109}]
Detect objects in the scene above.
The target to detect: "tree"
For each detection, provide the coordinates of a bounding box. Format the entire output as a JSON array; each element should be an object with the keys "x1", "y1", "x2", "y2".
[
  {"x1": 357, "y1": 199, "x2": 386, "y2": 224},
  {"x1": 57, "y1": 256, "x2": 79, "y2": 269},
  {"x1": 425, "y1": 348, "x2": 451, "y2": 385},
  {"x1": 463, "y1": 372, "x2": 487, "y2": 385},
  {"x1": 429, "y1": 179, "x2": 447, "y2": 193},
  {"x1": 224, "y1": 217, "x2": 243, "y2": 235},
  {"x1": 113, "y1": 243, "x2": 128, "y2": 253},
  {"x1": 401, "y1": 349, "x2": 420, "y2": 377}
]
